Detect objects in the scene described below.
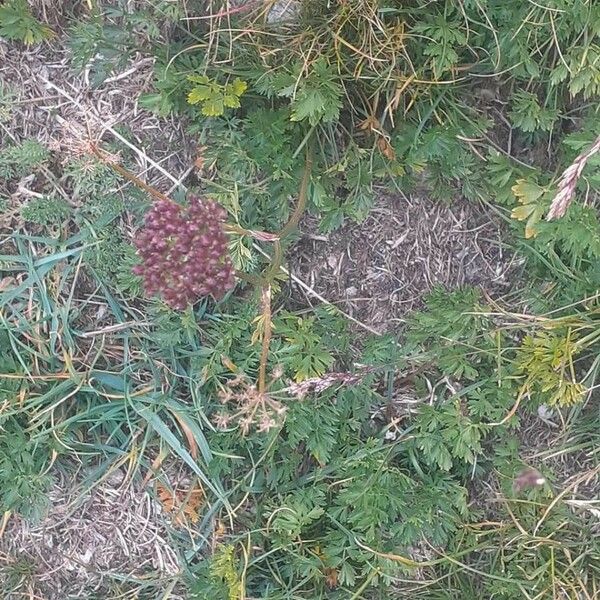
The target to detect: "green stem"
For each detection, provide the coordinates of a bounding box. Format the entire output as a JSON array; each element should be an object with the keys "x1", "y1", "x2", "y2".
[{"x1": 257, "y1": 145, "x2": 314, "y2": 393}]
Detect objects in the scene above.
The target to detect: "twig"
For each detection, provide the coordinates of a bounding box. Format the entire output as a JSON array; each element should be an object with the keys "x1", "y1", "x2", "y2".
[
  {"x1": 90, "y1": 144, "x2": 175, "y2": 204},
  {"x1": 167, "y1": 165, "x2": 194, "y2": 195},
  {"x1": 489, "y1": 383, "x2": 527, "y2": 427},
  {"x1": 533, "y1": 465, "x2": 600, "y2": 536},
  {"x1": 354, "y1": 537, "x2": 436, "y2": 567},
  {"x1": 257, "y1": 286, "x2": 272, "y2": 395},
  {"x1": 78, "y1": 321, "x2": 151, "y2": 338}
]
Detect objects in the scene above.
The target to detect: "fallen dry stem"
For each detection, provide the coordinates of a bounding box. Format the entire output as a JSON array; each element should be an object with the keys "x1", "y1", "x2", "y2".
[
  {"x1": 90, "y1": 144, "x2": 174, "y2": 204},
  {"x1": 257, "y1": 285, "x2": 272, "y2": 395}
]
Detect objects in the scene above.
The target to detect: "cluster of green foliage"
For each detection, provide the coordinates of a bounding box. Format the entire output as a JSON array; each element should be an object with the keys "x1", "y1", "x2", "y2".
[
  {"x1": 1, "y1": 0, "x2": 599, "y2": 598},
  {"x1": 0, "y1": 138, "x2": 50, "y2": 180},
  {"x1": 0, "y1": 135, "x2": 147, "y2": 292},
  {"x1": 123, "y1": 0, "x2": 600, "y2": 311},
  {"x1": 139, "y1": 0, "x2": 599, "y2": 595},
  {"x1": 0, "y1": 332, "x2": 53, "y2": 521},
  {"x1": 0, "y1": 0, "x2": 54, "y2": 45}
]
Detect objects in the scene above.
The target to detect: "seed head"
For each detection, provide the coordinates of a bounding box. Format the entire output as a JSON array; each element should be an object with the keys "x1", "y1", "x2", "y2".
[{"x1": 133, "y1": 196, "x2": 235, "y2": 309}]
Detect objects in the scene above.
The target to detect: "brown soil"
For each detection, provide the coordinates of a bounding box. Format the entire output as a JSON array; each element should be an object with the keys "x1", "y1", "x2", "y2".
[{"x1": 291, "y1": 191, "x2": 521, "y2": 333}]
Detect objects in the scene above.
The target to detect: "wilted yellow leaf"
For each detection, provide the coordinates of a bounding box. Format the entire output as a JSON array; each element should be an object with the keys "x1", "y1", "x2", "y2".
[
  {"x1": 511, "y1": 178, "x2": 544, "y2": 204},
  {"x1": 511, "y1": 178, "x2": 546, "y2": 238},
  {"x1": 511, "y1": 204, "x2": 535, "y2": 221},
  {"x1": 377, "y1": 136, "x2": 396, "y2": 161},
  {"x1": 230, "y1": 78, "x2": 248, "y2": 96}
]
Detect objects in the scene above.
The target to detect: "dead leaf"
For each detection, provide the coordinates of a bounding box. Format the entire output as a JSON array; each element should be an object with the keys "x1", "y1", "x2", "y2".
[
  {"x1": 142, "y1": 449, "x2": 168, "y2": 486},
  {"x1": 324, "y1": 567, "x2": 338, "y2": 589},
  {"x1": 194, "y1": 145, "x2": 207, "y2": 171},
  {"x1": 170, "y1": 409, "x2": 198, "y2": 460},
  {"x1": 221, "y1": 355, "x2": 239, "y2": 373},
  {"x1": 377, "y1": 136, "x2": 396, "y2": 161},
  {"x1": 358, "y1": 115, "x2": 380, "y2": 132},
  {"x1": 157, "y1": 482, "x2": 204, "y2": 525}
]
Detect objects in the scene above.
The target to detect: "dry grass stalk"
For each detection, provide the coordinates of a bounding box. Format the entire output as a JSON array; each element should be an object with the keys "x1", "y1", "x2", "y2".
[
  {"x1": 546, "y1": 133, "x2": 600, "y2": 220},
  {"x1": 282, "y1": 370, "x2": 367, "y2": 399}
]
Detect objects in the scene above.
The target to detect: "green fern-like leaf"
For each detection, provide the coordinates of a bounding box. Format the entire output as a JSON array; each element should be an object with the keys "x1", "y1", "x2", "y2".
[
  {"x1": 21, "y1": 196, "x2": 72, "y2": 225},
  {"x1": 0, "y1": 0, "x2": 54, "y2": 45},
  {"x1": 290, "y1": 60, "x2": 343, "y2": 126},
  {"x1": 0, "y1": 139, "x2": 50, "y2": 179}
]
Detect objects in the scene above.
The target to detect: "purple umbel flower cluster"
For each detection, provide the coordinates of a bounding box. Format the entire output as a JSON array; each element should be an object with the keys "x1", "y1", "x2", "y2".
[{"x1": 133, "y1": 196, "x2": 235, "y2": 310}]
